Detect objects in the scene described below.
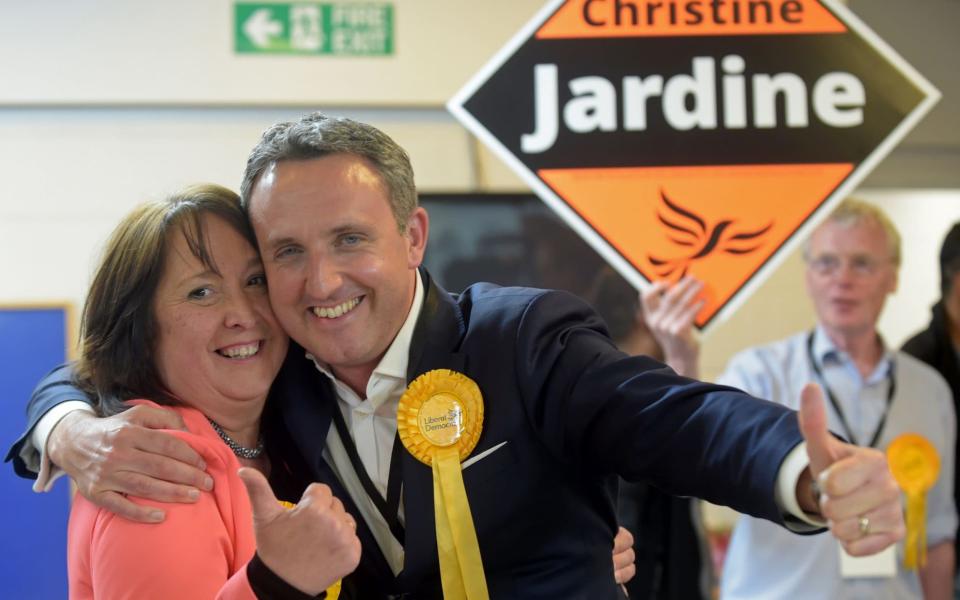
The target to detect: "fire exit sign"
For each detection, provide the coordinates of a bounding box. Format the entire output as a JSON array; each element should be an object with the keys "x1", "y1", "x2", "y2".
[{"x1": 235, "y1": 2, "x2": 393, "y2": 56}]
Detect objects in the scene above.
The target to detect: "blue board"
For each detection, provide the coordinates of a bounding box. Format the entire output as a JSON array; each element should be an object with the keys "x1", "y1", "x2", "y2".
[{"x1": 0, "y1": 306, "x2": 71, "y2": 598}]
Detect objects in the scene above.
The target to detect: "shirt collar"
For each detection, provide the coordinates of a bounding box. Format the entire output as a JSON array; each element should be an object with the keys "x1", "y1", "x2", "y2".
[
  {"x1": 307, "y1": 270, "x2": 424, "y2": 385},
  {"x1": 812, "y1": 324, "x2": 894, "y2": 381},
  {"x1": 811, "y1": 325, "x2": 837, "y2": 368}
]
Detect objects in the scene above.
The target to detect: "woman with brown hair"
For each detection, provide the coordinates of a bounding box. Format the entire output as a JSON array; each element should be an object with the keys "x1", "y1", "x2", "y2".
[{"x1": 67, "y1": 184, "x2": 359, "y2": 598}]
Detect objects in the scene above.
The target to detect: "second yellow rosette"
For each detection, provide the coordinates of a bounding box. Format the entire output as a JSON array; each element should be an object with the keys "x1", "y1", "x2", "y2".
[{"x1": 887, "y1": 433, "x2": 940, "y2": 570}]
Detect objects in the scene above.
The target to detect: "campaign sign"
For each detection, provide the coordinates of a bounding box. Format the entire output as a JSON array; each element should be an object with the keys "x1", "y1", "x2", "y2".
[{"x1": 448, "y1": 0, "x2": 939, "y2": 329}]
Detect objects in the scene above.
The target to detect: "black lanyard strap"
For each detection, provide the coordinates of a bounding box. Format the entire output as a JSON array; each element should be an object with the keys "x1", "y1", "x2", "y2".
[
  {"x1": 806, "y1": 331, "x2": 896, "y2": 448},
  {"x1": 330, "y1": 403, "x2": 405, "y2": 544}
]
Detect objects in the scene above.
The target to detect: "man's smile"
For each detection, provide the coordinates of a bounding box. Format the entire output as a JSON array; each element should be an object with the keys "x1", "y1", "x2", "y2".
[{"x1": 311, "y1": 296, "x2": 363, "y2": 319}]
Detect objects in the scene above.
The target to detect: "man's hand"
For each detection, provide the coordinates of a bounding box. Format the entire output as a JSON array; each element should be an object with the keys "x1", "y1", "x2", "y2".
[
  {"x1": 612, "y1": 526, "x2": 636, "y2": 585},
  {"x1": 797, "y1": 383, "x2": 905, "y2": 556},
  {"x1": 240, "y1": 468, "x2": 361, "y2": 594},
  {"x1": 48, "y1": 407, "x2": 212, "y2": 523},
  {"x1": 640, "y1": 277, "x2": 704, "y2": 378}
]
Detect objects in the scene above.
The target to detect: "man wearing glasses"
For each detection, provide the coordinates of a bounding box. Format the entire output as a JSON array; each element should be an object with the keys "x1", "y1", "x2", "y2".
[{"x1": 644, "y1": 199, "x2": 956, "y2": 599}]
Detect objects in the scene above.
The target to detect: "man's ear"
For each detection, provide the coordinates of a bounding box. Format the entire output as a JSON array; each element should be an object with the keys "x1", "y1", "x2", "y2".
[{"x1": 405, "y1": 207, "x2": 429, "y2": 268}]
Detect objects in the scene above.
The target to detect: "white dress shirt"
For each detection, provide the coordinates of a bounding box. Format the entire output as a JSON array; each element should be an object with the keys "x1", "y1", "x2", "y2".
[{"x1": 307, "y1": 271, "x2": 424, "y2": 575}]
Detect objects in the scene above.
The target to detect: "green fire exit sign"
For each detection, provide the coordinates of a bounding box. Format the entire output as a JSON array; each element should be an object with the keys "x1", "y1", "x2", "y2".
[{"x1": 235, "y1": 3, "x2": 393, "y2": 55}]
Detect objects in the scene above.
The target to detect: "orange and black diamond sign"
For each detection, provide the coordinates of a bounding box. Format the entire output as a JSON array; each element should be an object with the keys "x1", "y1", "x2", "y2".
[{"x1": 448, "y1": 0, "x2": 939, "y2": 330}]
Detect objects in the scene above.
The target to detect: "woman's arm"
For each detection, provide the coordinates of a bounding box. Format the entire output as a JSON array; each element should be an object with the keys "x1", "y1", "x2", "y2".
[{"x1": 76, "y1": 441, "x2": 256, "y2": 599}]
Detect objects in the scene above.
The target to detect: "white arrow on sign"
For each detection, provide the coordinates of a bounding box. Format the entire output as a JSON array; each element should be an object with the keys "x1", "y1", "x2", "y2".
[{"x1": 243, "y1": 8, "x2": 283, "y2": 48}]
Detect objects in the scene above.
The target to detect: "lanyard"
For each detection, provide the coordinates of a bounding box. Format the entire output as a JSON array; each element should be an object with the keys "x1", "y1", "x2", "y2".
[
  {"x1": 330, "y1": 403, "x2": 405, "y2": 544},
  {"x1": 805, "y1": 331, "x2": 896, "y2": 448}
]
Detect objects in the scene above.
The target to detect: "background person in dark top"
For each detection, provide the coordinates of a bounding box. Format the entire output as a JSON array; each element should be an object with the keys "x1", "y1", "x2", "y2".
[{"x1": 902, "y1": 222, "x2": 960, "y2": 591}]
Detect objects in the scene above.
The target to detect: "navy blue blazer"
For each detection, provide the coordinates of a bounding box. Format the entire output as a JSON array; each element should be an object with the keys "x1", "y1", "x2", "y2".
[{"x1": 9, "y1": 272, "x2": 808, "y2": 599}]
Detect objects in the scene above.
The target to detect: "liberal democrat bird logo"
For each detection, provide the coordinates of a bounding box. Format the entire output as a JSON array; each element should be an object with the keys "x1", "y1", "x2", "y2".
[{"x1": 648, "y1": 190, "x2": 772, "y2": 279}]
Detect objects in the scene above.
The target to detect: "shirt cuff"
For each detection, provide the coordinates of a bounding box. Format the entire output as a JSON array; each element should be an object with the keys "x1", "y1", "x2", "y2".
[
  {"x1": 246, "y1": 553, "x2": 327, "y2": 599},
  {"x1": 28, "y1": 401, "x2": 96, "y2": 492},
  {"x1": 775, "y1": 441, "x2": 827, "y2": 531}
]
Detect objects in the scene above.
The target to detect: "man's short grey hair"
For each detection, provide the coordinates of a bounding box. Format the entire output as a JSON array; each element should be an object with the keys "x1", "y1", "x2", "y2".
[
  {"x1": 239, "y1": 112, "x2": 417, "y2": 232},
  {"x1": 803, "y1": 198, "x2": 902, "y2": 267}
]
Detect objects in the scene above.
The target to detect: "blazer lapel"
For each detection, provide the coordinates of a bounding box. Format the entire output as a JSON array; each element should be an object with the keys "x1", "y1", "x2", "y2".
[
  {"x1": 398, "y1": 270, "x2": 468, "y2": 583},
  {"x1": 407, "y1": 269, "x2": 467, "y2": 379},
  {"x1": 313, "y1": 442, "x2": 397, "y2": 588},
  {"x1": 273, "y1": 343, "x2": 397, "y2": 585}
]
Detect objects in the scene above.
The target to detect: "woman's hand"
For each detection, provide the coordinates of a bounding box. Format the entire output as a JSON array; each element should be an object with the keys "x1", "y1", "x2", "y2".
[
  {"x1": 240, "y1": 467, "x2": 361, "y2": 595},
  {"x1": 612, "y1": 526, "x2": 636, "y2": 585}
]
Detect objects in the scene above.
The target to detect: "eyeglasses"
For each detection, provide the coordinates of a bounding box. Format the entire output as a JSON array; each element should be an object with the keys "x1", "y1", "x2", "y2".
[{"x1": 806, "y1": 253, "x2": 892, "y2": 277}]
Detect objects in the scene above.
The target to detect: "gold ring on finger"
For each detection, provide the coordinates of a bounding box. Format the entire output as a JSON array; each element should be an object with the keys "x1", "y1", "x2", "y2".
[{"x1": 858, "y1": 515, "x2": 871, "y2": 537}]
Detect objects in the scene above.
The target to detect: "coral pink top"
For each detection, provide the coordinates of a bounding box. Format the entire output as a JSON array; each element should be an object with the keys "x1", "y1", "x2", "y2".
[{"x1": 67, "y1": 400, "x2": 257, "y2": 599}]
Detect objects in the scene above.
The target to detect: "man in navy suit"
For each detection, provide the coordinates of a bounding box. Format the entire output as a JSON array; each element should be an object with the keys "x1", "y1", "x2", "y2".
[{"x1": 9, "y1": 113, "x2": 904, "y2": 598}]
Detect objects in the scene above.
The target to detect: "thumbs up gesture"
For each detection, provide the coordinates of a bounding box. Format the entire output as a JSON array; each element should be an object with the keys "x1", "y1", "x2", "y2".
[
  {"x1": 239, "y1": 468, "x2": 361, "y2": 594},
  {"x1": 797, "y1": 384, "x2": 905, "y2": 556}
]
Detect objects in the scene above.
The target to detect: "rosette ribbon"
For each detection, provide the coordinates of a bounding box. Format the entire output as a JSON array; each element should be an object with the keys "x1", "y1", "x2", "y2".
[
  {"x1": 887, "y1": 433, "x2": 940, "y2": 569},
  {"x1": 398, "y1": 369, "x2": 489, "y2": 600}
]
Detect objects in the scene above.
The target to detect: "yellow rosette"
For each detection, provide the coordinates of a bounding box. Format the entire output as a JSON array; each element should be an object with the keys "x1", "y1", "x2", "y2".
[
  {"x1": 277, "y1": 500, "x2": 342, "y2": 599},
  {"x1": 398, "y1": 369, "x2": 488, "y2": 600},
  {"x1": 887, "y1": 434, "x2": 940, "y2": 569}
]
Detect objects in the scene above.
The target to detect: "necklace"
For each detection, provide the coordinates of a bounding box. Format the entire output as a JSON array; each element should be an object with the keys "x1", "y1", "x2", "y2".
[{"x1": 206, "y1": 418, "x2": 265, "y2": 459}]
